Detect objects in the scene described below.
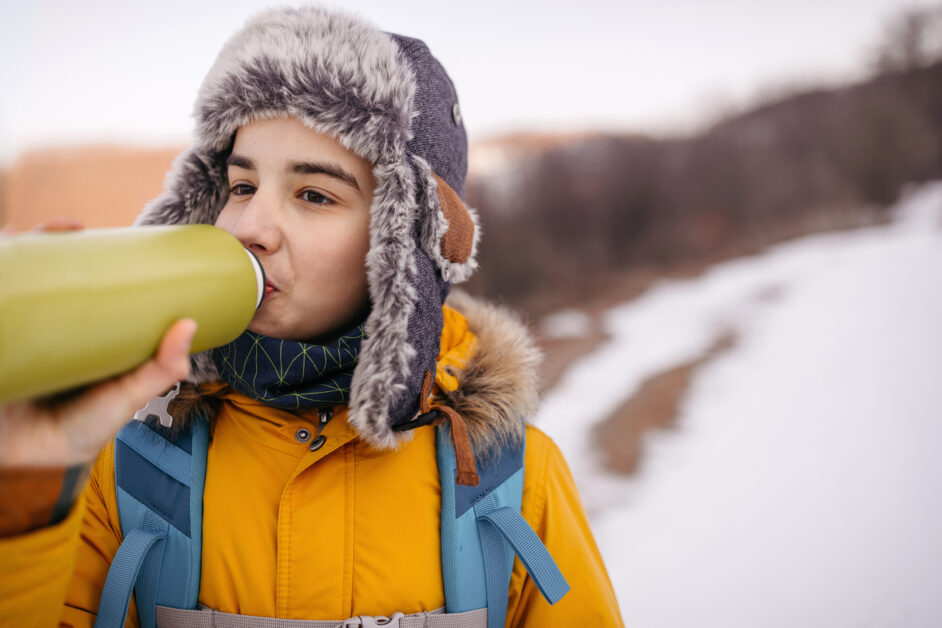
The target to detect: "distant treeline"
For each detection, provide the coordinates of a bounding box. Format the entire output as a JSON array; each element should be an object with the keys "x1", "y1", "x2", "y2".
[{"x1": 467, "y1": 60, "x2": 942, "y2": 308}]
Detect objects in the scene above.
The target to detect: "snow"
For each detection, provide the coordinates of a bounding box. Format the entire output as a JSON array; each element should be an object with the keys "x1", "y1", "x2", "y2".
[
  {"x1": 539, "y1": 308, "x2": 593, "y2": 339},
  {"x1": 535, "y1": 182, "x2": 942, "y2": 627}
]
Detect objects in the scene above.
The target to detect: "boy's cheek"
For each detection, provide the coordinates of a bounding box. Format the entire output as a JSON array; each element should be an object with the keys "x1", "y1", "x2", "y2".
[
  {"x1": 214, "y1": 210, "x2": 233, "y2": 232},
  {"x1": 214, "y1": 203, "x2": 242, "y2": 232}
]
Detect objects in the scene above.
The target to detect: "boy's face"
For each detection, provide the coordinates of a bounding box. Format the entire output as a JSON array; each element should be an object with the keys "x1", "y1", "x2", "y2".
[{"x1": 215, "y1": 116, "x2": 375, "y2": 342}]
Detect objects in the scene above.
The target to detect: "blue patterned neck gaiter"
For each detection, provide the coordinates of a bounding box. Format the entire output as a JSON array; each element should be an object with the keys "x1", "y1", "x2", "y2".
[{"x1": 210, "y1": 325, "x2": 366, "y2": 410}]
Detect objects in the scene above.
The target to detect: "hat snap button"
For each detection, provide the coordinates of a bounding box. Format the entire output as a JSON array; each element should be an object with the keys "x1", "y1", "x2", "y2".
[
  {"x1": 295, "y1": 428, "x2": 311, "y2": 443},
  {"x1": 451, "y1": 103, "x2": 462, "y2": 125},
  {"x1": 309, "y1": 434, "x2": 327, "y2": 452}
]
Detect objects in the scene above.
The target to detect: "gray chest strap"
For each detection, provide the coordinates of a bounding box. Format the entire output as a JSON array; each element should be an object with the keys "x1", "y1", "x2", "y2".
[{"x1": 155, "y1": 606, "x2": 487, "y2": 628}]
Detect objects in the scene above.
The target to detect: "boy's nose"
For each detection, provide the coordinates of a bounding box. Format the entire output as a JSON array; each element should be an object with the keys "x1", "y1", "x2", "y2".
[{"x1": 230, "y1": 194, "x2": 281, "y2": 255}]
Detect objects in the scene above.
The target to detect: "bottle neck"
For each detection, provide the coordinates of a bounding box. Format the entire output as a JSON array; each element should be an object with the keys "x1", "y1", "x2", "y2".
[{"x1": 243, "y1": 248, "x2": 266, "y2": 309}]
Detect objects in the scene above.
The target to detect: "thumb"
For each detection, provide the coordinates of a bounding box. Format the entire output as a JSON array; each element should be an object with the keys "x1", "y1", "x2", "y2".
[
  {"x1": 152, "y1": 318, "x2": 199, "y2": 383},
  {"x1": 107, "y1": 319, "x2": 199, "y2": 421}
]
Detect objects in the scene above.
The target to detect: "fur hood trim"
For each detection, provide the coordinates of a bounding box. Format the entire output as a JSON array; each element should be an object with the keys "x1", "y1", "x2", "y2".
[{"x1": 436, "y1": 291, "x2": 542, "y2": 458}]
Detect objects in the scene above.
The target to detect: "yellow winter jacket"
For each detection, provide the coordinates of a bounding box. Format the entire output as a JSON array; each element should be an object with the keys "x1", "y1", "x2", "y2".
[{"x1": 0, "y1": 295, "x2": 624, "y2": 627}]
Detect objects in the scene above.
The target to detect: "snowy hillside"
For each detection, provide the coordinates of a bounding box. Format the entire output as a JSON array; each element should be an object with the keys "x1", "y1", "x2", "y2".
[{"x1": 536, "y1": 182, "x2": 942, "y2": 627}]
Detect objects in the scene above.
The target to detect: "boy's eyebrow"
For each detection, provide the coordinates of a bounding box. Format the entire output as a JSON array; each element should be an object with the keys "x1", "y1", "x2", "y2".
[
  {"x1": 225, "y1": 153, "x2": 361, "y2": 193},
  {"x1": 287, "y1": 160, "x2": 361, "y2": 193},
  {"x1": 226, "y1": 154, "x2": 255, "y2": 171}
]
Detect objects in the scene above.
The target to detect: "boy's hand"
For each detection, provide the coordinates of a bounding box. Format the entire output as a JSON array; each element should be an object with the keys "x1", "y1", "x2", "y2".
[
  {"x1": 0, "y1": 215, "x2": 85, "y2": 235},
  {"x1": 0, "y1": 318, "x2": 198, "y2": 468}
]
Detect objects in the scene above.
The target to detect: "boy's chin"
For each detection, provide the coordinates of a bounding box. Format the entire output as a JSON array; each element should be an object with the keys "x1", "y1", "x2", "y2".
[
  {"x1": 245, "y1": 318, "x2": 285, "y2": 339},
  {"x1": 246, "y1": 318, "x2": 322, "y2": 342}
]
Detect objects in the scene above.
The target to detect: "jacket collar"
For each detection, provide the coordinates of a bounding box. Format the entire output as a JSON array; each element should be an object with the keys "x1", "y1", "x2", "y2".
[{"x1": 195, "y1": 291, "x2": 540, "y2": 458}]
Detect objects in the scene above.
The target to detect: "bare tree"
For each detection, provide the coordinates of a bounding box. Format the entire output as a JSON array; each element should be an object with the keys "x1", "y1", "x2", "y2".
[{"x1": 873, "y1": 5, "x2": 942, "y2": 73}]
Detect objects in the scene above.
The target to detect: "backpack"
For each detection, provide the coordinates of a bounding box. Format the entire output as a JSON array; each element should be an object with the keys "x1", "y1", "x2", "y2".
[{"x1": 93, "y1": 413, "x2": 569, "y2": 628}]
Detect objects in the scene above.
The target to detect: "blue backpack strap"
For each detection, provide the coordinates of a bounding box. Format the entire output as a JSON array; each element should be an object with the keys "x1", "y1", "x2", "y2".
[
  {"x1": 437, "y1": 424, "x2": 569, "y2": 628},
  {"x1": 96, "y1": 415, "x2": 209, "y2": 628},
  {"x1": 94, "y1": 513, "x2": 167, "y2": 628},
  {"x1": 475, "y1": 499, "x2": 569, "y2": 607}
]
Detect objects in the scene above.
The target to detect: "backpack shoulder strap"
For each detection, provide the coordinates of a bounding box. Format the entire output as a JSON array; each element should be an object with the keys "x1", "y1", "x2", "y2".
[
  {"x1": 436, "y1": 424, "x2": 569, "y2": 628},
  {"x1": 95, "y1": 415, "x2": 209, "y2": 628}
]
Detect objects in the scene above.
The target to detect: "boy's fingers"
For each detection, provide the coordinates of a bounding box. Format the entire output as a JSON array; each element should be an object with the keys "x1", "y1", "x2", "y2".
[
  {"x1": 1, "y1": 217, "x2": 84, "y2": 236},
  {"x1": 33, "y1": 217, "x2": 85, "y2": 232}
]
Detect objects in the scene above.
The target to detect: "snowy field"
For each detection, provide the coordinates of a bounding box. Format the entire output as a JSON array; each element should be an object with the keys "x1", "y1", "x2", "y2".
[{"x1": 536, "y1": 182, "x2": 942, "y2": 627}]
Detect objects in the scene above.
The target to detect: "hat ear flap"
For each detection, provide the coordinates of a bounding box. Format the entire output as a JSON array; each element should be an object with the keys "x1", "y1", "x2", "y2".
[{"x1": 414, "y1": 155, "x2": 481, "y2": 283}]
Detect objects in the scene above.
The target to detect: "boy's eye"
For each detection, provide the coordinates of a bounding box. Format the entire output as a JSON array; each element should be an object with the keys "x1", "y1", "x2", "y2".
[
  {"x1": 231, "y1": 184, "x2": 255, "y2": 196},
  {"x1": 301, "y1": 189, "x2": 334, "y2": 205}
]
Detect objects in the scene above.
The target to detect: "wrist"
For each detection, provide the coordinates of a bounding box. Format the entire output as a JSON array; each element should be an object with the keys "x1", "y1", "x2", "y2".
[{"x1": 0, "y1": 463, "x2": 90, "y2": 537}]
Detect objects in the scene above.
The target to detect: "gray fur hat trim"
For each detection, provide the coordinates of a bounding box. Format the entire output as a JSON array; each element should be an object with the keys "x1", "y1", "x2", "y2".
[{"x1": 135, "y1": 4, "x2": 480, "y2": 449}]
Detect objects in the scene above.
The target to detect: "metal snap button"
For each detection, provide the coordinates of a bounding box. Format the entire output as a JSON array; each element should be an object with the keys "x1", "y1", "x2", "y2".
[
  {"x1": 451, "y1": 102, "x2": 462, "y2": 126},
  {"x1": 295, "y1": 428, "x2": 311, "y2": 443},
  {"x1": 309, "y1": 435, "x2": 326, "y2": 452}
]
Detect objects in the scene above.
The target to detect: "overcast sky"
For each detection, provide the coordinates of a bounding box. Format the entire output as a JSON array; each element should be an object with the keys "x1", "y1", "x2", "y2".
[{"x1": 0, "y1": 0, "x2": 916, "y2": 164}]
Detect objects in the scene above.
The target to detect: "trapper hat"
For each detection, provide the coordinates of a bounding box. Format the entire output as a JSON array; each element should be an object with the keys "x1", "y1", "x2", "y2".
[{"x1": 136, "y1": 5, "x2": 481, "y2": 450}]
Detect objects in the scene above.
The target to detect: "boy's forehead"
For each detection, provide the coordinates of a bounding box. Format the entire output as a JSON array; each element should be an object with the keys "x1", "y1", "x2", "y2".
[{"x1": 230, "y1": 117, "x2": 366, "y2": 164}]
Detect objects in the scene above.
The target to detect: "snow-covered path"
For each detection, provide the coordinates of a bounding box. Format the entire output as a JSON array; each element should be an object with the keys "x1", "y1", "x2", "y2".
[{"x1": 536, "y1": 183, "x2": 942, "y2": 627}]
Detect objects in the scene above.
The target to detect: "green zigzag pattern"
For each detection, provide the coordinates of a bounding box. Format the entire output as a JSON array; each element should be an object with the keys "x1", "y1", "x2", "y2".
[{"x1": 213, "y1": 325, "x2": 365, "y2": 409}]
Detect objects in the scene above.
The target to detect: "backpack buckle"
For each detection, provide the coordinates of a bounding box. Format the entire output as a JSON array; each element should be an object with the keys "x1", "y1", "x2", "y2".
[
  {"x1": 342, "y1": 612, "x2": 405, "y2": 627},
  {"x1": 132, "y1": 381, "x2": 180, "y2": 427}
]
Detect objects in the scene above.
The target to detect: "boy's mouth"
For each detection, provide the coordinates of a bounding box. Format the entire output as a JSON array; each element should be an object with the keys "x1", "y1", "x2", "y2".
[{"x1": 264, "y1": 282, "x2": 278, "y2": 300}]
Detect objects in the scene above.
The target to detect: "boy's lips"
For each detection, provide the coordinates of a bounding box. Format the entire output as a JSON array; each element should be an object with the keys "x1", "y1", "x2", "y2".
[{"x1": 264, "y1": 282, "x2": 278, "y2": 300}]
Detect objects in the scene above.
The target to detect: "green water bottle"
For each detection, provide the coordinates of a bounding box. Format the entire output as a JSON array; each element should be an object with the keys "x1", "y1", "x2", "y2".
[{"x1": 0, "y1": 224, "x2": 265, "y2": 404}]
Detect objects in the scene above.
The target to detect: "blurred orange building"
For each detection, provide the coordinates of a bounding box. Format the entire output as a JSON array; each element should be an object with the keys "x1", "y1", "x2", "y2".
[{"x1": 1, "y1": 145, "x2": 182, "y2": 229}]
